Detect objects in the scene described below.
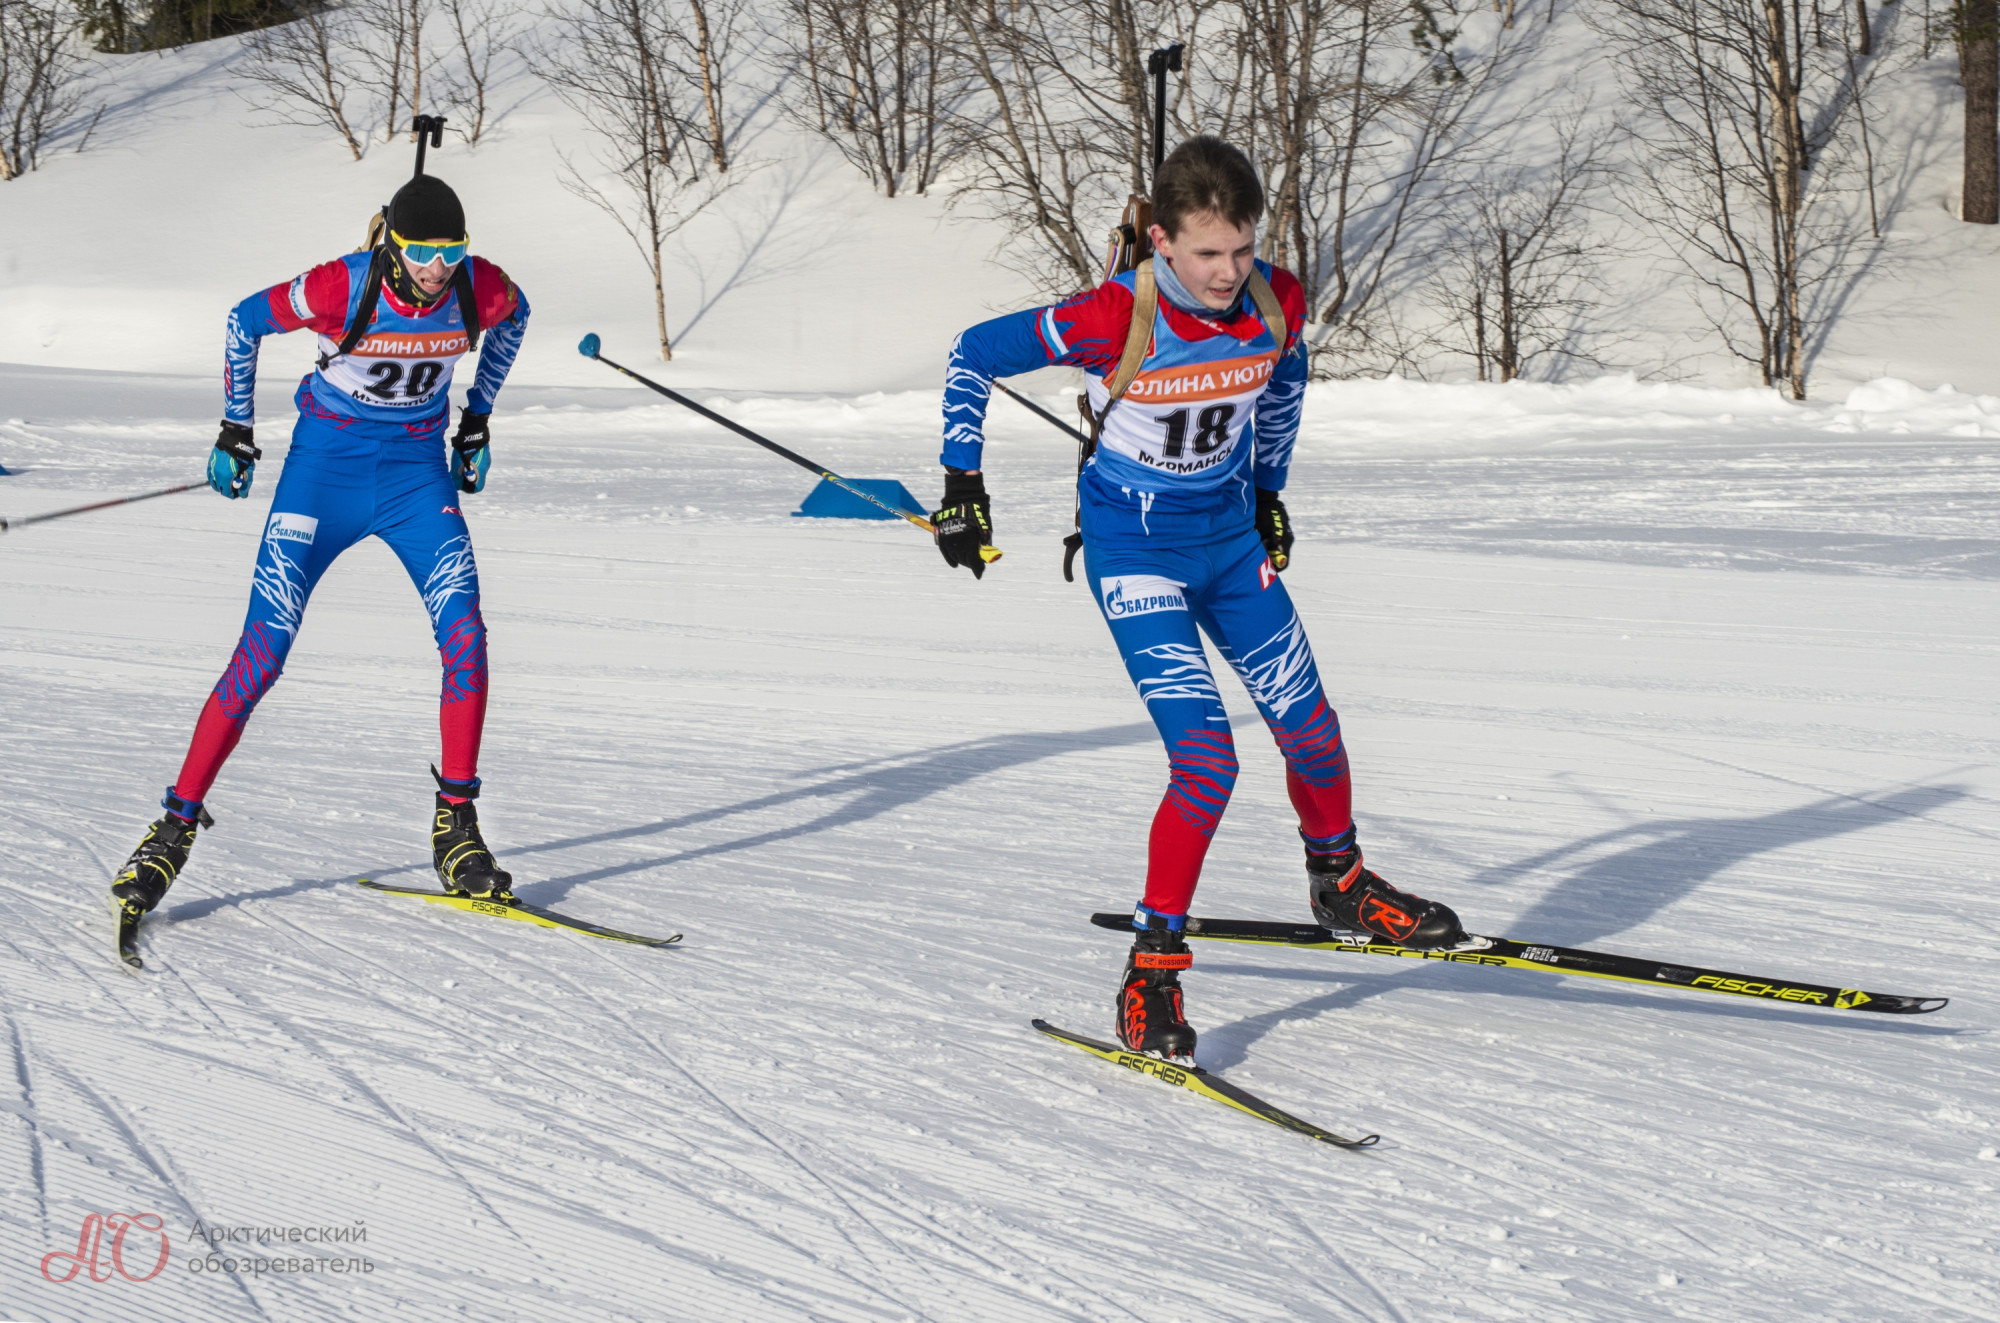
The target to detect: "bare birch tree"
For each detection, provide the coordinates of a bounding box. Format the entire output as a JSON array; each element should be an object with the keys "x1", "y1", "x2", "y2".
[
  {"x1": 688, "y1": 0, "x2": 729, "y2": 168},
  {"x1": 0, "y1": 0, "x2": 88, "y2": 180},
  {"x1": 438, "y1": 0, "x2": 517, "y2": 143},
  {"x1": 1597, "y1": 0, "x2": 1880, "y2": 397},
  {"x1": 355, "y1": 0, "x2": 430, "y2": 143},
  {"x1": 936, "y1": 0, "x2": 1154, "y2": 296},
  {"x1": 538, "y1": 0, "x2": 734, "y2": 358},
  {"x1": 1423, "y1": 115, "x2": 1613, "y2": 380},
  {"x1": 239, "y1": 1, "x2": 368, "y2": 160},
  {"x1": 777, "y1": 0, "x2": 962, "y2": 195}
]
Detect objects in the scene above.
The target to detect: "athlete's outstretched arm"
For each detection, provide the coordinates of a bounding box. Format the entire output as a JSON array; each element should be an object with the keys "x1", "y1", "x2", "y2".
[
  {"x1": 1249, "y1": 335, "x2": 1308, "y2": 492},
  {"x1": 1249, "y1": 267, "x2": 1311, "y2": 493},
  {"x1": 221, "y1": 261, "x2": 352, "y2": 426},
  {"x1": 465, "y1": 260, "x2": 529, "y2": 414},
  {"x1": 941, "y1": 285, "x2": 1132, "y2": 471}
]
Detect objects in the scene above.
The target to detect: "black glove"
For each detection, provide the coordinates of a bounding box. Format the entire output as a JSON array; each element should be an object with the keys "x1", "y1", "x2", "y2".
[
  {"x1": 1255, "y1": 487, "x2": 1294, "y2": 572},
  {"x1": 208, "y1": 421, "x2": 263, "y2": 499},
  {"x1": 931, "y1": 468, "x2": 993, "y2": 580},
  {"x1": 450, "y1": 410, "x2": 491, "y2": 494}
]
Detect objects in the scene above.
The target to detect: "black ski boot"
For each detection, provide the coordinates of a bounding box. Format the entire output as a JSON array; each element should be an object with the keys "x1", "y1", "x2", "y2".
[
  {"x1": 110, "y1": 792, "x2": 213, "y2": 919},
  {"x1": 1306, "y1": 836, "x2": 1466, "y2": 948},
  {"x1": 1116, "y1": 918, "x2": 1198, "y2": 1061},
  {"x1": 431, "y1": 768, "x2": 513, "y2": 902}
]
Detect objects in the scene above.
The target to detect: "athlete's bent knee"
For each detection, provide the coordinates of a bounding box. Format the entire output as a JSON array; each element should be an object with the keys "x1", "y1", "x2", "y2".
[
  {"x1": 438, "y1": 608, "x2": 488, "y2": 703},
  {"x1": 213, "y1": 622, "x2": 289, "y2": 723},
  {"x1": 1164, "y1": 727, "x2": 1239, "y2": 835},
  {"x1": 1272, "y1": 698, "x2": 1348, "y2": 787}
]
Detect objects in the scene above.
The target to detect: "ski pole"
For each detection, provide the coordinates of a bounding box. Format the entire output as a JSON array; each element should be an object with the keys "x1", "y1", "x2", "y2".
[
  {"x1": 990, "y1": 379, "x2": 1091, "y2": 446},
  {"x1": 577, "y1": 334, "x2": 1001, "y2": 565},
  {"x1": 0, "y1": 480, "x2": 205, "y2": 534}
]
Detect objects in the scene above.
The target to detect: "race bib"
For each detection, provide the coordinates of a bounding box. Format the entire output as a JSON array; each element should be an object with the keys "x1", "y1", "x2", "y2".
[
  {"x1": 316, "y1": 328, "x2": 470, "y2": 412},
  {"x1": 1088, "y1": 349, "x2": 1278, "y2": 478}
]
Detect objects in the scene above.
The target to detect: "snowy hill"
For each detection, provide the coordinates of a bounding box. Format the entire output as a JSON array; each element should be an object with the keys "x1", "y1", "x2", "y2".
[
  {"x1": 3, "y1": 8, "x2": 2000, "y2": 1322},
  {"x1": 5, "y1": 1, "x2": 2000, "y2": 396}
]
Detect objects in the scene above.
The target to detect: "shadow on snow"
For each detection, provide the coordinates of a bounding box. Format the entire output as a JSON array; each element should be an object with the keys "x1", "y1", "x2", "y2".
[{"x1": 1198, "y1": 781, "x2": 1970, "y2": 1071}]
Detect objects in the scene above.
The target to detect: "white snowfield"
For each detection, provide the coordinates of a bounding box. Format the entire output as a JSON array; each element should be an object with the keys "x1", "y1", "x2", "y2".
[{"x1": 2, "y1": 360, "x2": 1996, "y2": 1322}]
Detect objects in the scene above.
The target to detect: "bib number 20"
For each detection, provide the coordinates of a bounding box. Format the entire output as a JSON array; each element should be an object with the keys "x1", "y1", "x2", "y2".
[
  {"x1": 364, "y1": 360, "x2": 445, "y2": 400},
  {"x1": 1154, "y1": 404, "x2": 1236, "y2": 458}
]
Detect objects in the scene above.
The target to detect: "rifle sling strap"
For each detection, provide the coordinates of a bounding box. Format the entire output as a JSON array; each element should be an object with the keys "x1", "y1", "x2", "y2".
[
  {"x1": 1099, "y1": 257, "x2": 1158, "y2": 423},
  {"x1": 1245, "y1": 265, "x2": 1286, "y2": 356}
]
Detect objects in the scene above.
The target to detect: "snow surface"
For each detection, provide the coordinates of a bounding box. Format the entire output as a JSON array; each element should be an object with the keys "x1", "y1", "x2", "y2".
[
  {"x1": 3, "y1": 360, "x2": 1998, "y2": 1321},
  {"x1": 3, "y1": 13, "x2": 2000, "y2": 1321}
]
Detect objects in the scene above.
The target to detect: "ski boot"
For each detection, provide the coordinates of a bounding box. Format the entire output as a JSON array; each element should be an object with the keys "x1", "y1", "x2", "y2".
[
  {"x1": 1116, "y1": 910, "x2": 1198, "y2": 1061},
  {"x1": 110, "y1": 791, "x2": 212, "y2": 919},
  {"x1": 1306, "y1": 833, "x2": 1466, "y2": 949},
  {"x1": 431, "y1": 768, "x2": 514, "y2": 902}
]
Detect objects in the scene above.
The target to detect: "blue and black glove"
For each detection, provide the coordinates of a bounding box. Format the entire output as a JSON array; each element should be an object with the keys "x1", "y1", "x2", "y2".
[
  {"x1": 450, "y1": 409, "x2": 491, "y2": 494},
  {"x1": 1255, "y1": 487, "x2": 1293, "y2": 572},
  {"x1": 208, "y1": 422, "x2": 262, "y2": 499}
]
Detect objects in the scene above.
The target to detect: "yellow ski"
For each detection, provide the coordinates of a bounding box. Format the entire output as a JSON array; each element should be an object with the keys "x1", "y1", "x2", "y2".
[
  {"x1": 1032, "y1": 1019, "x2": 1378, "y2": 1149},
  {"x1": 359, "y1": 880, "x2": 680, "y2": 947}
]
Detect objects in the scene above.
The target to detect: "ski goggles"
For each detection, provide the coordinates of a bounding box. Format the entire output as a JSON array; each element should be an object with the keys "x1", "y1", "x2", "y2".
[{"x1": 390, "y1": 230, "x2": 469, "y2": 267}]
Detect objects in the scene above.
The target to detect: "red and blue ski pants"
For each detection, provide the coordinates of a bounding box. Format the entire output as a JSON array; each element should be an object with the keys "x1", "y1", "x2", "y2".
[
  {"x1": 171, "y1": 412, "x2": 488, "y2": 804},
  {"x1": 1085, "y1": 527, "x2": 1352, "y2": 917}
]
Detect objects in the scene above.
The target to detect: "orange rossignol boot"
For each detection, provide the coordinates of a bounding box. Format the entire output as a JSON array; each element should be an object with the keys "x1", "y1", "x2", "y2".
[
  {"x1": 1306, "y1": 834, "x2": 1467, "y2": 949},
  {"x1": 1117, "y1": 915, "x2": 1198, "y2": 1062}
]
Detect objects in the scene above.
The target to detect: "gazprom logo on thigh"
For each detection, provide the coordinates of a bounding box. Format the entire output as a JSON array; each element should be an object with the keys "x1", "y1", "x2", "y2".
[
  {"x1": 1101, "y1": 574, "x2": 1188, "y2": 619},
  {"x1": 266, "y1": 513, "x2": 318, "y2": 546}
]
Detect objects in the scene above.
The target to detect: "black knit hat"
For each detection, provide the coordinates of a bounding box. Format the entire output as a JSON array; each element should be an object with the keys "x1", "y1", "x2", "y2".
[{"x1": 389, "y1": 175, "x2": 466, "y2": 241}]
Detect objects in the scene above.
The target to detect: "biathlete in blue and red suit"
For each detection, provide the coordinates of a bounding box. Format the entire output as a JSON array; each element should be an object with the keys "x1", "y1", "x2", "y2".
[
  {"x1": 930, "y1": 136, "x2": 1467, "y2": 1060},
  {"x1": 110, "y1": 173, "x2": 531, "y2": 924}
]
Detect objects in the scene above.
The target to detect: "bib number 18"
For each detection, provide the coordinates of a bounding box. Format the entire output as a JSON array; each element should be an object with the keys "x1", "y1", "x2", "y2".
[{"x1": 1154, "y1": 403, "x2": 1236, "y2": 458}]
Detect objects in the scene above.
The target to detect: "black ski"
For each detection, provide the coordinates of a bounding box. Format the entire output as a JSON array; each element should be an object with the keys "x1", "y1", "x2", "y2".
[
  {"x1": 359, "y1": 880, "x2": 681, "y2": 947},
  {"x1": 1033, "y1": 1020, "x2": 1379, "y2": 1149},
  {"x1": 1088, "y1": 913, "x2": 1947, "y2": 1015}
]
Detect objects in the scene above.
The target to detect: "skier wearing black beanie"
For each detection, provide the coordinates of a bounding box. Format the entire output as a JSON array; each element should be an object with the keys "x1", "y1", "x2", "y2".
[
  {"x1": 104, "y1": 168, "x2": 535, "y2": 966},
  {"x1": 384, "y1": 175, "x2": 468, "y2": 307}
]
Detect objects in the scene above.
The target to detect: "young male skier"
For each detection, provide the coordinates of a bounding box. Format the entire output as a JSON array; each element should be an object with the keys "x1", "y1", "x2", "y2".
[
  {"x1": 109, "y1": 173, "x2": 531, "y2": 930},
  {"x1": 931, "y1": 137, "x2": 1466, "y2": 1060}
]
